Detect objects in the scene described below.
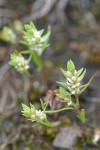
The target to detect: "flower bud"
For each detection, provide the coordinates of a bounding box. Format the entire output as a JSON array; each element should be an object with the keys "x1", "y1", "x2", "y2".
[{"x1": 72, "y1": 76, "x2": 76, "y2": 81}]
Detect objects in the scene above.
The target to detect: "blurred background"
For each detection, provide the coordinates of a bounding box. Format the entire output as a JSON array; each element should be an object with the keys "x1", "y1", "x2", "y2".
[{"x1": 0, "y1": 0, "x2": 100, "y2": 149}]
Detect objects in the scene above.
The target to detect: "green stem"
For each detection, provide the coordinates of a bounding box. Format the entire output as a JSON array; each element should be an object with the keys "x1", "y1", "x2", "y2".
[
  {"x1": 44, "y1": 107, "x2": 73, "y2": 114},
  {"x1": 76, "y1": 97, "x2": 80, "y2": 108},
  {"x1": 25, "y1": 70, "x2": 31, "y2": 77},
  {"x1": 32, "y1": 51, "x2": 42, "y2": 69},
  {"x1": 75, "y1": 97, "x2": 86, "y2": 124}
]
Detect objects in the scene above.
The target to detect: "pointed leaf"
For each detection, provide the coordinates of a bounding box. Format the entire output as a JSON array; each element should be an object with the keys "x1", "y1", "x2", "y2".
[
  {"x1": 60, "y1": 68, "x2": 68, "y2": 78},
  {"x1": 67, "y1": 60, "x2": 75, "y2": 72},
  {"x1": 59, "y1": 87, "x2": 70, "y2": 95},
  {"x1": 77, "y1": 109, "x2": 86, "y2": 123},
  {"x1": 80, "y1": 75, "x2": 94, "y2": 93},
  {"x1": 40, "y1": 99, "x2": 46, "y2": 111},
  {"x1": 78, "y1": 69, "x2": 86, "y2": 81},
  {"x1": 35, "y1": 117, "x2": 53, "y2": 127},
  {"x1": 77, "y1": 68, "x2": 84, "y2": 76},
  {"x1": 57, "y1": 81, "x2": 67, "y2": 87},
  {"x1": 22, "y1": 103, "x2": 30, "y2": 111}
]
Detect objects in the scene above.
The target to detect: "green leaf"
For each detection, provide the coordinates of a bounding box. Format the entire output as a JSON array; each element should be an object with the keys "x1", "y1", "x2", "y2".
[
  {"x1": 78, "y1": 69, "x2": 86, "y2": 81},
  {"x1": 80, "y1": 75, "x2": 94, "y2": 93},
  {"x1": 22, "y1": 103, "x2": 30, "y2": 111},
  {"x1": 22, "y1": 111, "x2": 31, "y2": 116},
  {"x1": 42, "y1": 26, "x2": 51, "y2": 51},
  {"x1": 56, "y1": 92, "x2": 70, "y2": 98},
  {"x1": 59, "y1": 87, "x2": 66, "y2": 93},
  {"x1": 24, "y1": 22, "x2": 35, "y2": 30},
  {"x1": 30, "y1": 103, "x2": 34, "y2": 109},
  {"x1": 77, "y1": 68, "x2": 84, "y2": 76},
  {"x1": 42, "y1": 25, "x2": 51, "y2": 42},
  {"x1": 56, "y1": 93, "x2": 66, "y2": 98},
  {"x1": 60, "y1": 68, "x2": 68, "y2": 78},
  {"x1": 40, "y1": 99, "x2": 44, "y2": 110},
  {"x1": 77, "y1": 109, "x2": 86, "y2": 123},
  {"x1": 42, "y1": 31, "x2": 50, "y2": 42},
  {"x1": 57, "y1": 81, "x2": 67, "y2": 87},
  {"x1": 21, "y1": 50, "x2": 33, "y2": 54},
  {"x1": 32, "y1": 123, "x2": 40, "y2": 128},
  {"x1": 59, "y1": 87, "x2": 70, "y2": 95},
  {"x1": 21, "y1": 103, "x2": 36, "y2": 117},
  {"x1": 30, "y1": 22, "x2": 35, "y2": 29},
  {"x1": 30, "y1": 103, "x2": 35, "y2": 113},
  {"x1": 20, "y1": 40, "x2": 27, "y2": 45},
  {"x1": 35, "y1": 117, "x2": 53, "y2": 128},
  {"x1": 39, "y1": 29, "x2": 44, "y2": 36},
  {"x1": 40, "y1": 99, "x2": 47, "y2": 111},
  {"x1": 67, "y1": 60, "x2": 75, "y2": 72}
]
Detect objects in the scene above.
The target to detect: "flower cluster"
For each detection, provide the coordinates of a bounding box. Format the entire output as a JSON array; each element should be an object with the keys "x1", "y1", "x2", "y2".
[
  {"x1": 31, "y1": 110, "x2": 46, "y2": 121},
  {"x1": 21, "y1": 103, "x2": 52, "y2": 127},
  {"x1": 21, "y1": 22, "x2": 51, "y2": 55},
  {"x1": 9, "y1": 52, "x2": 29, "y2": 73},
  {"x1": 66, "y1": 60, "x2": 86, "y2": 95},
  {"x1": 66, "y1": 70, "x2": 81, "y2": 95},
  {"x1": 1, "y1": 26, "x2": 16, "y2": 44},
  {"x1": 59, "y1": 60, "x2": 86, "y2": 96}
]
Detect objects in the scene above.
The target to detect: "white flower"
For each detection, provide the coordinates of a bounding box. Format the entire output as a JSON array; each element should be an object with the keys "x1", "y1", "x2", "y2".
[
  {"x1": 64, "y1": 98, "x2": 69, "y2": 101},
  {"x1": 31, "y1": 38, "x2": 36, "y2": 42},
  {"x1": 34, "y1": 31, "x2": 40, "y2": 38},
  {"x1": 16, "y1": 56, "x2": 29, "y2": 72},
  {"x1": 67, "y1": 71, "x2": 71, "y2": 75},
  {"x1": 74, "y1": 70, "x2": 77, "y2": 75},
  {"x1": 38, "y1": 44, "x2": 43, "y2": 48},
  {"x1": 68, "y1": 86, "x2": 72, "y2": 91},
  {"x1": 65, "y1": 67, "x2": 82, "y2": 95},
  {"x1": 36, "y1": 110, "x2": 46, "y2": 120},
  {"x1": 31, "y1": 114, "x2": 35, "y2": 121},
  {"x1": 71, "y1": 90, "x2": 75, "y2": 94},
  {"x1": 72, "y1": 76, "x2": 76, "y2": 81},
  {"x1": 28, "y1": 38, "x2": 43, "y2": 55},
  {"x1": 75, "y1": 82, "x2": 80, "y2": 87},
  {"x1": 28, "y1": 38, "x2": 36, "y2": 44},
  {"x1": 71, "y1": 85, "x2": 76, "y2": 89},
  {"x1": 76, "y1": 89, "x2": 80, "y2": 94},
  {"x1": 68, "y1": 101, "x2": 73, "y2": 106},
  {"x1": 67, "y1": 78, "x2": 73, "y2": 83},
  {"x1": 30, "y1": 110, "x2": 46, "y2": 121},
  {"x1": 36, "y1": 48, "x2": 43, "y2": 55}
]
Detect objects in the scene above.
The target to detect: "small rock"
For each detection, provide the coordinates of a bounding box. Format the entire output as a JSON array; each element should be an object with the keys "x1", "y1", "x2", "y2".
[{"x1": 53, "y1": 127, "x2": 82, "y2": 149}]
